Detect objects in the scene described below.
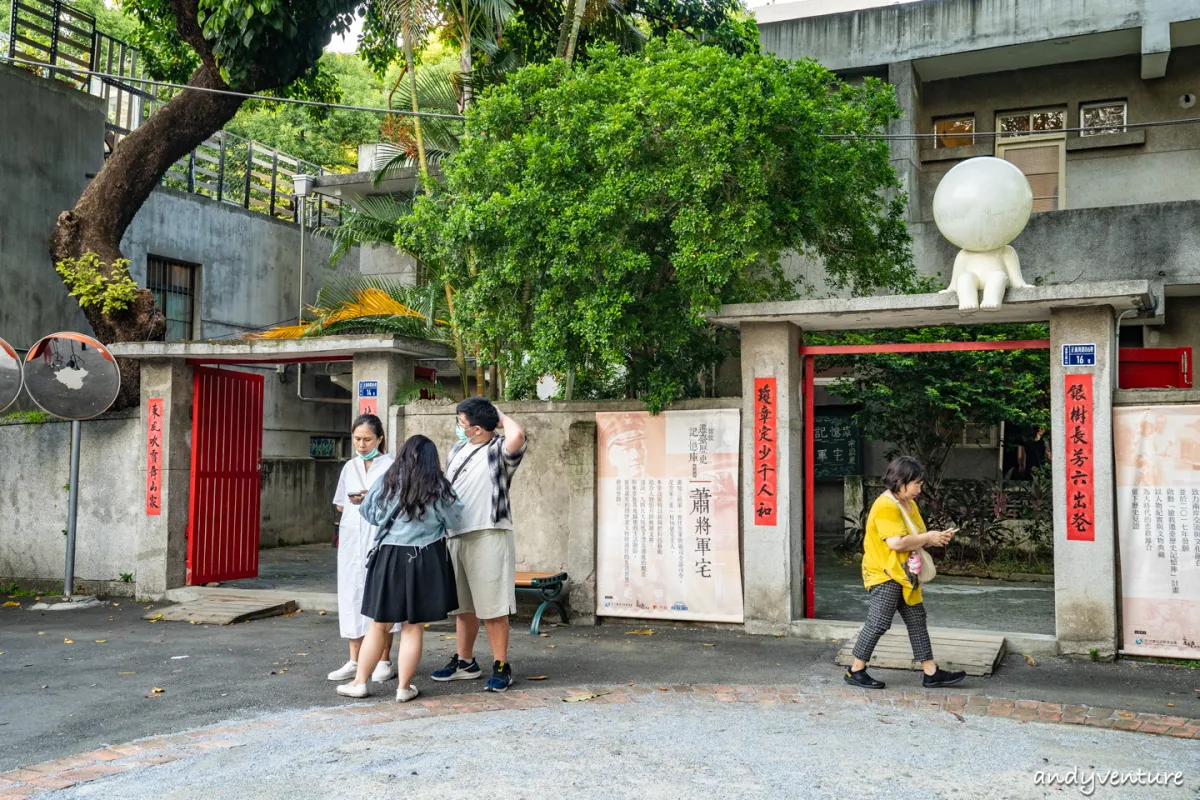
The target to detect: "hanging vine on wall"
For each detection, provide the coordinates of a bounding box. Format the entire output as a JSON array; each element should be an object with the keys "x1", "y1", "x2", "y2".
[{"x1": 54, "y1": 253, "x2": 140, "y2": 315}]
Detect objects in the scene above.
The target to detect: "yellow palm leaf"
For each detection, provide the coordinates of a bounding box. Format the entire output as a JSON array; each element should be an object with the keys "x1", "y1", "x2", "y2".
[
  {"x1": 322, "y1": 288, "x2": 428, "y2": 325},
  {"x1": 247, "y1": 323, "x2": 315, "y2": 340}
]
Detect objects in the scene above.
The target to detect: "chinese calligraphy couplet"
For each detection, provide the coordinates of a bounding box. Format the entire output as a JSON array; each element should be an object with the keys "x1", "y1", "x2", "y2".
[
  {"x1": 146, "y1": 398, "x2": 164, "y2": 516},
  {"x1": 1064, "y1": 374, "x2": 1095, "y2": 542},
  {"x1": 753, "y1": 377, "x2": 778, "y2": 526}
]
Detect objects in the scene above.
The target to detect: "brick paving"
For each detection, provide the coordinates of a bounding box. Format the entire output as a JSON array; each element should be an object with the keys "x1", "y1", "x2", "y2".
[{"x1": 1, "y1": 683, "x2": 1198, "y2": 798}]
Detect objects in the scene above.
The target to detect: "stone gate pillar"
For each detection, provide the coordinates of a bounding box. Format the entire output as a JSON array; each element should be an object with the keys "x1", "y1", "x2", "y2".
[
  {"x1": 740, "y1": 321, "x2": 804, "y2": 633},
  {"x1": 352, "y1": 352, "x2": 415, "y2": 451},
  {"x1": 1050, "y1": 306, "x2": 1118, "y2": 658},
  {"x1": 136, "y1": 358, "x2": 193, "y2": 598}
]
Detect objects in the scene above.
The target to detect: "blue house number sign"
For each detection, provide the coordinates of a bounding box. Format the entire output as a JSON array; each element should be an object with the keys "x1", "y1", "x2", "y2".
[{"x1": 1062, "y1": 344, "x2": 1096, "y2": 367}]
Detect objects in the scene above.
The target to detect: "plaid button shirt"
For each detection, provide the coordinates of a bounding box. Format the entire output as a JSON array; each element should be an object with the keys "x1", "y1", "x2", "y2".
[{"x1": 447, "y1": 434, "x2": 527, "y2": 525}]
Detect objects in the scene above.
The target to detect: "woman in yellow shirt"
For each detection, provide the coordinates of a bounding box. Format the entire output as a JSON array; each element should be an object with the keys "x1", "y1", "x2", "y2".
[{"x1": 846, "y1": 456, "x2": 966, "y2": 690}]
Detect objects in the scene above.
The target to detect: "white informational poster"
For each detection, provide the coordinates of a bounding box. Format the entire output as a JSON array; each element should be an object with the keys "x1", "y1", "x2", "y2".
[
  {"x1": 596, "y1": 409, "x2": 744, "y2": 623},
  {"x1": 1114, "y1": 405, "x2": 1200, "y2": 659}
]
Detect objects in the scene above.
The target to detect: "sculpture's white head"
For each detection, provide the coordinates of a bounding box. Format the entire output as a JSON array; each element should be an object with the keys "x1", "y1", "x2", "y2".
[{"x1": 932, "y1": 157, "x2": 1033, "y2": 252}]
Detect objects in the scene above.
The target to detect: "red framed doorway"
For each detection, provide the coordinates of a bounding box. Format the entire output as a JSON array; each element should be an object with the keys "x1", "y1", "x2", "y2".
[{"x1": 798, "y1": 338, "x2": 1052, "y2": 618}]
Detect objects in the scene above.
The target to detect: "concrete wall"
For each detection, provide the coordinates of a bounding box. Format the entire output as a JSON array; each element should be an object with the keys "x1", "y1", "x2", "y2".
[
  {"x1": 259, "y1": 458, "x2": 342, "y2": 548},
  {"x1": 0, "y1": 412, "x2": 141, "y2": 594},
  {"x1": 396, "y1": 398, "x2": 743, "y2": 623},
  {"x1": 0, "y1": 64, "x2": 102, "y2": 360}
]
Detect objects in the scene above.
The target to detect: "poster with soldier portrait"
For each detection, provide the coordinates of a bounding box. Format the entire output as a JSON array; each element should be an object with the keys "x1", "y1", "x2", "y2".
[
  {"x1": 1114, "y1": 405, "x2": 1200, "y2": 659},
  {"x1": 595, "y1": 409, "x2": 743, "y2": 623}
]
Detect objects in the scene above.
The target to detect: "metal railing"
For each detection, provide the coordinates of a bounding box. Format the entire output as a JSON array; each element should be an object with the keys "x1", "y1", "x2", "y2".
[
  {"x1": 163, "y1": 131, "x2": 342, "y2": 226},
  {"x1": 7, "y1": 0, "x2": 342, "y2": 228}
]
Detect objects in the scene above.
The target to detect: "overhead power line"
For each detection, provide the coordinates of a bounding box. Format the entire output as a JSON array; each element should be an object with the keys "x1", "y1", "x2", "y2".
[{"x1": 0, "y1": 55, "x2": 469, "y2": 121}]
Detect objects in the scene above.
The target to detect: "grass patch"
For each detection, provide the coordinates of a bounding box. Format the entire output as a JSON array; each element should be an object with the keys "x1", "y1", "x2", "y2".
[{"x1": 0, "y1": 410, "x2": 55, "y2": 425}]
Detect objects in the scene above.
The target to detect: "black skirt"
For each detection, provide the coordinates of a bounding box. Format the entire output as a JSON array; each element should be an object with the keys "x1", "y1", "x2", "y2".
[{"x1": 360, "y1": 539, "x2": 458, "y2": 624}]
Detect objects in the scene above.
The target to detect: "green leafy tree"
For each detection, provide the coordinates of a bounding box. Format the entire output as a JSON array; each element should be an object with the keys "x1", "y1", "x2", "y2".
[
  {"x1": 49, "y1": 0, "x2": 361, "y2": 407},
  {"x1": 815, "y1": 324, "x2": 1052, "y2": 488},
  {"x1": 400, "y1": 36, "x2": 913, "y2": 411}
]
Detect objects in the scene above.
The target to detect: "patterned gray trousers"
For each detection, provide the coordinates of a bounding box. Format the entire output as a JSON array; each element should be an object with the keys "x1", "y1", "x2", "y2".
[{"x1": 852, "y1": 580, "x2": 934, "y2": 663}]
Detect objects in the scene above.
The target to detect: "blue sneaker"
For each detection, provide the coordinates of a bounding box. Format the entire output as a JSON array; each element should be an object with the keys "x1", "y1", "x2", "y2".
[
  {"x1": 485, "y1": 660, "x2": 512, "y2": 692},
  {"x1": 431, "y1": 654, "x2": 482, "y2": 682}
]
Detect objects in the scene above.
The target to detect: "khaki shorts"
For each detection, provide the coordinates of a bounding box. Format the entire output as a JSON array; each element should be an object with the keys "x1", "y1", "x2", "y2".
[{"x1": 447, "y1": 528, "x2": 517, "y2": 620}]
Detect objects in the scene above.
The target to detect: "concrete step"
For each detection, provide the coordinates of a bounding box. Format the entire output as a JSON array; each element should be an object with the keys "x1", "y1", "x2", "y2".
[{"x1": 835, "y1": 627, "x2": 1007, "y2": 676}]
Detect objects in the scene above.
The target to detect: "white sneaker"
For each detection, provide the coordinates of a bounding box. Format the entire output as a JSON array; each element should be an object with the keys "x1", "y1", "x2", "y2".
[
  {"x1": 327, "y1": 660, "x2": 358, "y2": 681},
  {"x1": 337, "y1": 682, "x2": 369, "y2": 698},
  {"x1": 371, "y1": 660, "x2": 398, "y2": 683},
  {"x1": 396, "y1": 685, "x2": 419, "y2": 703}
]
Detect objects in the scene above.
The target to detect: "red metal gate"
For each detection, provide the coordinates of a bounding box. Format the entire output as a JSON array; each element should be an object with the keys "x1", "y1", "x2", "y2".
[{"x1": 187, "y1": 367, "x2": 264, "y2": 584}]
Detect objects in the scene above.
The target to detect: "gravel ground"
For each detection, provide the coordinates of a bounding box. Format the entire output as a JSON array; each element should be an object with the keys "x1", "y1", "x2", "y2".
[{"x1": 59, "y1": 697, "x2": 1200, "y2": 800}]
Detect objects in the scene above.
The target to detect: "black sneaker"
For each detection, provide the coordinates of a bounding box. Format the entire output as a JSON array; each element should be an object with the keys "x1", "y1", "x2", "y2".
[
  {"x1": 430, "y1": 654, "x2": 482, "y2": 682},
  {"x1": 844, "y1": 668, "x2": 885, "y2": 689},
  {"x1": 923, "y1": 667, "x2": 966, "y2": 688},
  {"x1": 485, "y1": 660, "x2": 512, "y2": 692}
]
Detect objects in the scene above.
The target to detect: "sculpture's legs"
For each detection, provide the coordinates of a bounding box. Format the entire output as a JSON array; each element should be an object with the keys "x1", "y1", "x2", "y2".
[
  {"x1": 957, "y1": 271, "x2": 981, "y2": 311},
  {"x1": 981, "y1": 271, "x2": 1007, "y2": 310}
]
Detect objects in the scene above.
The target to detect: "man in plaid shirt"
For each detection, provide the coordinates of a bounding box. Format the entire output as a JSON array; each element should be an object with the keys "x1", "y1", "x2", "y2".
[{"x1": 431, "y1": 396, "x2": 528, "y2": 692}]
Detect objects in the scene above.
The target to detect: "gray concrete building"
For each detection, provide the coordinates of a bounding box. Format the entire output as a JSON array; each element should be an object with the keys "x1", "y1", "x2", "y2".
[{"x1": 757, "y1": 0, "x2": 1200, "y2": 314}]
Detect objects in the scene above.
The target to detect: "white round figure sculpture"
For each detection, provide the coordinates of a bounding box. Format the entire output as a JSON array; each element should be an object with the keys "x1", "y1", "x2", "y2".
[{"x1": 933, "y1": 156, "x2": 1034, "y2": 311}]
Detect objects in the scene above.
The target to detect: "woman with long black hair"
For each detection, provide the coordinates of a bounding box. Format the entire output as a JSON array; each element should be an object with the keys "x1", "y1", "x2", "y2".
[{"x1": 336, "y1": 435, "x2": 462, "y2": 701}]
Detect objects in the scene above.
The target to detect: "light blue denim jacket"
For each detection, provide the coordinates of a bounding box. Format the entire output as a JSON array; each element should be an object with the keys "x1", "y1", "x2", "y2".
[{"x1": 360, "y1": 481, "x2": 463, "y2": 548}]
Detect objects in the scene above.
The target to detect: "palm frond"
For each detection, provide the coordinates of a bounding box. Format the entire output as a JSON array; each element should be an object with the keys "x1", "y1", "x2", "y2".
[
  {"x1": 316, "y1": 194, "x2": 414, "y2": 261},
  {"x1": 251, "y1": 276, "x2": 453, "y2": 342}
]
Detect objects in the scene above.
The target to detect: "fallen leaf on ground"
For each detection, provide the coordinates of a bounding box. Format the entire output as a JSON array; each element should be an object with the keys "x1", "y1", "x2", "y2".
[
  {"x1": 171, "y1": 655, "x2": 189, "y2": 660},
  {"x1": 37, "y1": 632, "x2": 45, "y2": 636},
  {"x1": 547, "y1": 644, "x2": 556, "y2": 649},
  {"x1": 657, "y1": 686, "x2": 669, "y2": 692},
  {"x1": 318, "y1": 610, "x2": 326, "y2": 616},
  {"x1": 40, "y1": 685, "x2": 48, "y2": 689},
  {"x1": 296, "y1": 653, "x2": 309, "y2": 657},
  {"x1": 701, "y1": 643, "x2": 715, "y2": 647},
  {"x1": 63, "y1": 638, "x2": 74, "y2": 644},
  {"x1": 563, "y1": 692, "x2": 609, "y2": 703},
  {"x1": 118, "y1": 671, "x2": 136, "y2": 675},
  {"x1": 950, "y1": 712, "x2": 966, "y2": 723},
  {"x1": 1023, "y1": 654, "x2": 1038, "y2": 668},
  {"x1": 1166, "y1": 703, "x2": 1175, "y2": 708},
  {"x1": 539, "y1": 633, "x2": 550, "y2": 638},
  {"x1": 2, "y1": 601, "x2": 19, "y2": 607},
  {"x1": 144, "y1": 605, "x2": 153, "y2": 610},
  {"x1": 148, "y1": 614, "x2": 163, "y2": 622},
  {"x1": 527, "y1": 676, "x2": 549, "y2": 681},
  {"x1": 95, "y1": 640, "x2": 106, "y2": 644},
  {"x1": 151, "y1": 688, "x2": 164, "y2": 694},
  {"x1": 627, "y1": 682, "x2": 636, "y2": 686},
  {"x1": 626, "y1": 629, "x2": 654, "y2": 636},
  {"x1": 112, "y1": 603, "x2": 120, "y2": 607},
  {"x1": 423, "y1": 624, "x2": 430, "y2": 629}
]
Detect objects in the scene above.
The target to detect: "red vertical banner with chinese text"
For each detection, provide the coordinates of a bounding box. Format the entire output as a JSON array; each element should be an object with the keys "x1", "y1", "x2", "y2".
[
  {"x1": 1064, "y1": 374, "x2": 1095, "y2": 541},
  {"x1": 753, "y1": 378, "x2": 778, "y2": 526},
  {"x1": 146, "y1": 398, "x2": 164, "y2": 516}
]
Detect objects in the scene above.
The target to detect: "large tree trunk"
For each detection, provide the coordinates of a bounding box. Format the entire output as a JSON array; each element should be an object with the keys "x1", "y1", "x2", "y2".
[{"x1": 49, "y1": 63, "x2": 245, "y2": 407}]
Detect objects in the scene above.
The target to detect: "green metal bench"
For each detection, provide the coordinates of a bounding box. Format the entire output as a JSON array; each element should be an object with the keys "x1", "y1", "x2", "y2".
[{"x1": 516, "y1": 571, "x2": 570, "y2": 635}]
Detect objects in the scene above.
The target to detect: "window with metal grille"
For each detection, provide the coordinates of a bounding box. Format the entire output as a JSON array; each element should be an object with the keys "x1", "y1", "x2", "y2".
[{"x1": 147, "y1": 256, "x2": 198, "y2": 341}]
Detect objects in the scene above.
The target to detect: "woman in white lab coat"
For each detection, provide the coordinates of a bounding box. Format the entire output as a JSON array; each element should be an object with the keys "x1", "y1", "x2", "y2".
[{"x1": 328, "y1": 414, "x2": 401, "y2": 683}]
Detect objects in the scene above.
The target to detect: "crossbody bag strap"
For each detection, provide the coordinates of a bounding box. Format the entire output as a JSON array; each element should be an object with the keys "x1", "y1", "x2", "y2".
[
  {"x1": 886, "y1": 491, "x2": 919, "y2": 536},
  {"x1": 449, "y1": 443, "x2": 485, "y2": 487}
]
